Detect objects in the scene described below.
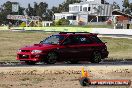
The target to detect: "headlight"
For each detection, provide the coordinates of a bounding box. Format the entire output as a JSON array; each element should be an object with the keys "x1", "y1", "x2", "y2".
[
  {"x1": 18, "y1": 49, "x2": 21, "y2": 53},
  {"x1": 31, "y1": 50, "x2": 42, "y2": 54}
]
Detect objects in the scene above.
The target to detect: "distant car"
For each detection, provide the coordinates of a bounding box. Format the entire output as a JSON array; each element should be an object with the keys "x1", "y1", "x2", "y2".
[{"x1": 17, "y1": 32, "x2": 109, "y2": 65}]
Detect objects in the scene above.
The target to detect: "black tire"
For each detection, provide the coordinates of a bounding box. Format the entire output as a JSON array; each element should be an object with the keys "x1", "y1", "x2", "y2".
[
  {"x1": 46, "y1": 52, "x2": 58, "y2": 64},
  {"x1": 91, "y1": 51, "x2": 102, "y2": 63},
  {"x1": 25, "y1": 61, "x2": 36, "y2": 65},
  {"x1": 79, "y1": 77, "x2": 91, "y2": 86},
  {"x1": 69, "y1": 60, "x2": 78, "y2": 64}
]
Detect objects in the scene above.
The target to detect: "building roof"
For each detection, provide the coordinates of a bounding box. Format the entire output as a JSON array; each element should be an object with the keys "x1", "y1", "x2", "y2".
[
  {"x1": 70, "y1": 1, "x2": 102, "y2": 5},
  {"x1": 112, "y1": 10, "x2": 132, "y2": 19}
]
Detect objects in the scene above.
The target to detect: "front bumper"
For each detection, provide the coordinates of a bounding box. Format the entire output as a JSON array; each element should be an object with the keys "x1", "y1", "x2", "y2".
[{"x1": 17, "y1": 52, "x2": 47, "y2": 62}]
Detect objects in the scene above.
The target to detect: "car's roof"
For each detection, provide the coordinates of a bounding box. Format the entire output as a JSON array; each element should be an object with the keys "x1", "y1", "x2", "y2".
[{"x1": 55, "y1": 32, "x2": 98, "y2": 36}]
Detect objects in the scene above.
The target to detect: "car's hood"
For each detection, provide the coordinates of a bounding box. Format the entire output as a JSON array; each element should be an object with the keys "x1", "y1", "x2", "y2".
[{"x1": 20, "y1": 44, "x2": 58, "y2": 50}]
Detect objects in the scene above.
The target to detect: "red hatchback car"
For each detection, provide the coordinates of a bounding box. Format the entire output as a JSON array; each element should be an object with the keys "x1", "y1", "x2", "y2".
[{"x1": 17, "y1": 32, "x2": 108, "y2": 65}]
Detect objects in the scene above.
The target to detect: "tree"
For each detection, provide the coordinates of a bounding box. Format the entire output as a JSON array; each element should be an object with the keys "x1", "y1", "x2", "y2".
[
  {"x1": 123, "y1": 0, "x2": 129, "y2": 8},
  {"x1": 113, "y1": 2, "x2": 120, "y2": 10},
  {"x1": 33, "y1": 2, "x2": 38, "y2": 16},
  {"x1": 122, "y1": 0, "x2": 131, "y2": 14},
  {"x1": 59, "y1": 0, "x2": 81, "y2": 12},
  {"x1": 51, "y1": 6, "x2": 60, "y2": 13},
  {"x1": 19, "y1": 6, "x2": 25, "y2": 15},
  {"x1": 37, "y1": 2, "x2": 48, "y2": 17},
  {"x1": 49, "y1": 0, "x2": 82, "y2": 21},
  {"x1": 2, "y1": 1, "x2": 12, "y2": 14},
  {"x1": 25, "y1": 4, "x2": 34, "y2": 16},
  {"x1": 52, "y1": 0, "x2": 81, "y2": 13},
  {"x1": 44, "y1": 9, "x2": 54, "y2": 21},
  {"x1": 129, "y1": 3, "x2": 132, "y2": 12},
  {"x1": 33, "y1": 2, "x2": 48, "y2": 20},
  {"x1": 0, "y1": 1, "x2": 25, "y2": 25}
]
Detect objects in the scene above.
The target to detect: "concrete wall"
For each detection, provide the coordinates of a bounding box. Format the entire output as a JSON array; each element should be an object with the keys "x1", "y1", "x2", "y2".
[
  {"x1": 10, "y1": 27, "x2": 92, "y2": 32},
  {"x1": 92, "y1": 28, "x2": 132, "y2": 35},
  {"x1": 1, "y1": 26, "x2": 132, "y2": 36},
  {"x1": 0, "y1": 26, "x2": 9, "y2": 30}
]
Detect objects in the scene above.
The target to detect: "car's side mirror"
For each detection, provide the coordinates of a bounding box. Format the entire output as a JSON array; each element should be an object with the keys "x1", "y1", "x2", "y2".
[{"x1": 39, "y1": 41, "x2": 43, "y2": 44}]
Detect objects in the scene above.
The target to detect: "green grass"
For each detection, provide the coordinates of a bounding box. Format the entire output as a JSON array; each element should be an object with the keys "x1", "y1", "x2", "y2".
[
  {"x1": 49, "y1": 24, "x2": 113, "y2": 28},
  {"x1": 0, "y1": 31, "x2": 132, "y2": 61},
  {"x1": 83, "y1": 25, "x2": 113, "y2": 28},
  {"x1": 101, "y1": 37, "x2": 132, "y2": 60},
  {"x1": 0, "y1": 31, "x2": 54, "y2": 61}
]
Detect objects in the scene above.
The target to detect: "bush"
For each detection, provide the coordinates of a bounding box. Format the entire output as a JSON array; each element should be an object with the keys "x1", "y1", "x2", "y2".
[
  {"x1": 20, "y1": 22, "x2": 26, "y2": 27},
  {"x1": 55, "y1": 18, "x2": 70, "y2": 26}
]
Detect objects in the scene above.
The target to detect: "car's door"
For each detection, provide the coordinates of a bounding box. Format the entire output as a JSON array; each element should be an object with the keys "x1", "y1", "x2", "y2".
[
  {"x1": 58, "y1": 35, "x2": 82, "y2": 61},
  {"x1": 76, "y1": 35, "x2": 95, "y2": 60}
]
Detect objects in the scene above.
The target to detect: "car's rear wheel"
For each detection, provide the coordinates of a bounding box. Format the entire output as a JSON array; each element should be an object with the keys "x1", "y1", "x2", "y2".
[
  {"x1": 69, "y1": 60, "x2": 78, "y2": 64},
  {"x1": 46, "y1": 52, "x2": 58, "y2": 64},
  {"x1": 25, "y1": 61, "x2": 36, "y2": 65},
  {"x1": 91, "y1": 51, "x2": 102, "y2": 63}
]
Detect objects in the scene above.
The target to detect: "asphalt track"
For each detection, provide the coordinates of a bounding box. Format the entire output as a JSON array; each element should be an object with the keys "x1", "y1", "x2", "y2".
[{"x1": 0, "y1": 60, "x2": 131, "y2": 67}]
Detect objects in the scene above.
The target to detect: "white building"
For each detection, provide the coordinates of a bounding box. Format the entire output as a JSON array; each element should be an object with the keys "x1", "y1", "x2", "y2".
[
  {"x1": 42, "y1": 21, "x2": 53, "y2": 26},
  {"x1": 54, "y1": 0, "x2": 113, "y2": 25}
]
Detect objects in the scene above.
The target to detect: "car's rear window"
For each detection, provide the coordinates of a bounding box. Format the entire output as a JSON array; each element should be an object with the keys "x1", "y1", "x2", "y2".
[{"x1": 90, "y1": 36, "x2": 103, "y2": 43}]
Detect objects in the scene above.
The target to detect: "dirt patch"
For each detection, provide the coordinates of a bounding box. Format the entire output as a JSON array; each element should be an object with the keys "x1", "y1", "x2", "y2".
[{"x1": 0, "y1": 66, "x2": 131, "y2": 88}]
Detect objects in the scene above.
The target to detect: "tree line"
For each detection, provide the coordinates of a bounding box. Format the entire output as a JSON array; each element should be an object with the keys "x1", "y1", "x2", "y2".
[
  {"x1": 0, "y1": 0, "x2": 131, "y2": 25},
  {"x1": 0, "y1": 0, "x2": 81, "y2": 25}
]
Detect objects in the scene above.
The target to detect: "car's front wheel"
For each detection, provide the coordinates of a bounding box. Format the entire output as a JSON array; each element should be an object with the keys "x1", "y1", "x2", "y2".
[
  {"x1": 91, "y1": 51, "x2": 102, "y2": 63},
  {"x1": 46, "y1": 52, "x2": 58, "y2": 64}
]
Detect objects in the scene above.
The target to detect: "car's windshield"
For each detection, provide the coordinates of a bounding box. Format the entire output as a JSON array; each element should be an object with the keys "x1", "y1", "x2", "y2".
[{"x1": 41, "y1": 35, "x2": 65, "y2": 45}]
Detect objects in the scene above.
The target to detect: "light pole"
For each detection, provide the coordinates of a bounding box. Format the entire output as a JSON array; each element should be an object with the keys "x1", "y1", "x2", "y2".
[{"x1": 12, "y1": 2, "x2": 19, "y2": 26}]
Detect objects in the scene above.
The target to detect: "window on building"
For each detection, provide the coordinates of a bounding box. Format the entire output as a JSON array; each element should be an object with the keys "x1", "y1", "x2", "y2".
[
  {"x1": 67, "y1": 16, "x2": 72, "y2": 20},
  {"x1": 73, "y1": 16, "x2": 76, "y2": 20},
  {"x1": 46, "y1": 23, "x2": 49, "y2": 26},
  {"x1": 88, "y1": 7, "x2": 91, "y2": 11},
  {"x1": 73, "y1": 7, "x2": 75, "y2": 11},
  {"x1": 55, "y1": 16, "x2": 59, "y2": 20},
  {"x1": 101, "y1": 0, "x2": 104, "y2": 4},
  {"x1": 71, "y1": 7, "x2": 73, "y2": 11},
  {"x1": 69, "y1": 7, "x2": 72, "y2": 11},
  {"x1": 71, "y1": 6, "x2": 79, "y2": 11},
  {"x1": 83, "y1": 7, "x2": 87, "y2": 11},
  {"x1": 77, "y1": 6, "x2": 79, "y2": 11},
  {"x1": 80, "y1": 6, "x2": 82, "y2": 11},
  {"x1": 67, "y1": 16, "x2": 76, "y2": 20}
]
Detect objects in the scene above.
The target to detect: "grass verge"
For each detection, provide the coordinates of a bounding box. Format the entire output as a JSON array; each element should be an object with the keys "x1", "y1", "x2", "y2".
[{"x1": 0, "y1": 31, "x2": 132, "y2": 61}]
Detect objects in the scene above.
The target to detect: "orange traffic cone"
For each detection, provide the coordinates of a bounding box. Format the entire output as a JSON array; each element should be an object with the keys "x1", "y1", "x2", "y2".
[{"x1": 81, "y1": 67, "x2": 90, "y2": 78}]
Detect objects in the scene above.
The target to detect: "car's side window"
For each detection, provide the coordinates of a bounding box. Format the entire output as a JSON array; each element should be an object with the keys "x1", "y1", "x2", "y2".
[
  {"x1": 90, "y1": 36, "x2": 103, "y2": 43},
  {"x1": 63, "y1": 36, "x2": 75, "y2": 45},
  {"x1": 77, "y1": 35, "x2": 92, "y2": 44},
  {"x1": 63, "y1": 35, "x2": 78, "y2": 45},
  {"x1": 63, "y1": 37, "x2": 71, "y2": 45},
  {"x1": 63, "y1": 35, "x2": 92, "y2": 45}
]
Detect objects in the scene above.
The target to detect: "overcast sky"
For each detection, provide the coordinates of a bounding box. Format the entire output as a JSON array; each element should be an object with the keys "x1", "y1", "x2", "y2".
[{"x1": 0, "y1": 0, "x2": 130, "y2": 9}]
